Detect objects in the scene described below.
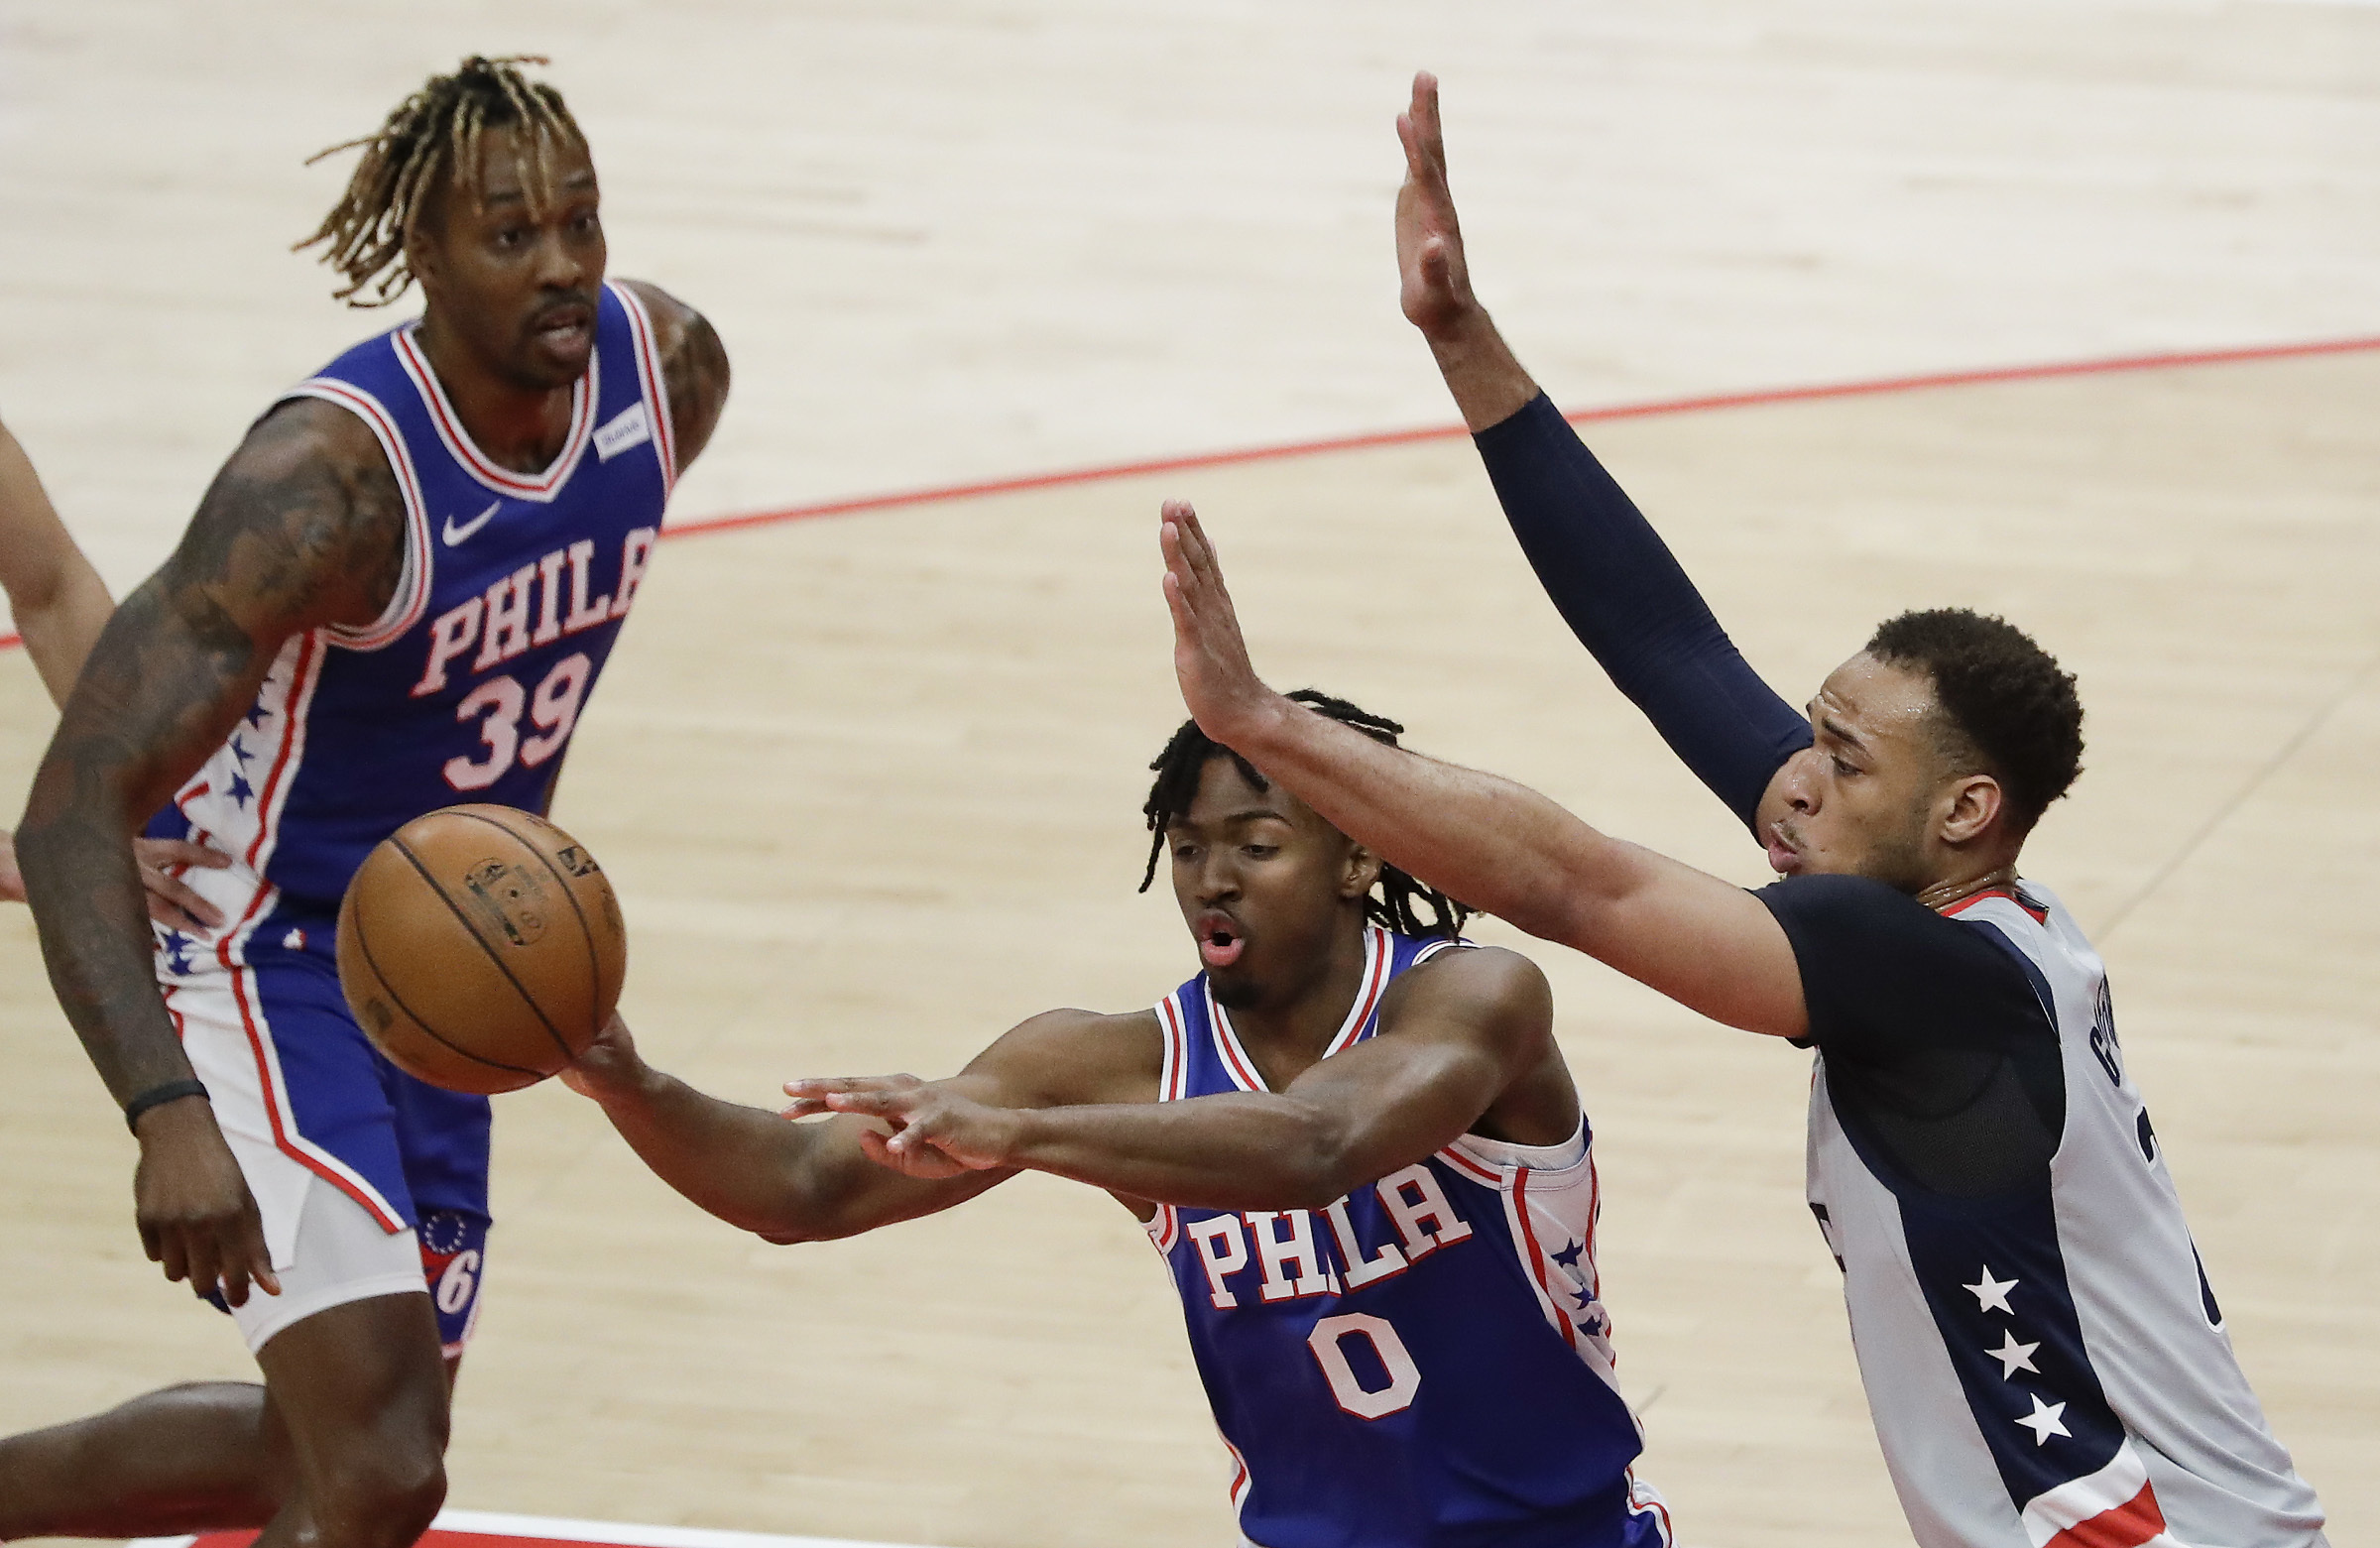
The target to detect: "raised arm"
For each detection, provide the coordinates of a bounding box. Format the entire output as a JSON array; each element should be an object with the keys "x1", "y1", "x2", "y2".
[
  {"x1": 16, "y1": 398, "x2": 408, "y2": 1306},
  {"x1": 1161, "y1": 501, "x2": 1807, "y2": 1038},
  {"x1": 1395, "y1": 71, "x2": 1812, "y2": 828},
  {"x1": 795, "y1": 947, "x2": 1573, "y2": 1211}
]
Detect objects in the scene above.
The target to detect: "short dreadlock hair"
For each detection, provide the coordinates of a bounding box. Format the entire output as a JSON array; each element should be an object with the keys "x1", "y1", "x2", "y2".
[
  {"x1": 1865, "y1": 609, "x2": 2084, "y2": 835},
  {"x1": 1138, "y1": 691, "x2": 1473, "y2": 939},
  {"x1": 296, "y1": 56, "x2": 587, "y2": 307}
]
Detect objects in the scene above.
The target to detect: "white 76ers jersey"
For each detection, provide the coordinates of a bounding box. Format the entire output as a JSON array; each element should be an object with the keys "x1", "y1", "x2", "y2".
[{"x1": 1809, "y1": 884, "x2": 2327, "y2": 1548}]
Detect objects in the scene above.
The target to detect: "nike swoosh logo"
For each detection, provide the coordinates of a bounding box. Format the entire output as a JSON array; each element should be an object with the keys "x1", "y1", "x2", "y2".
[{"x1": 442, "y1": 502, "x2": 501, "y2": 546}]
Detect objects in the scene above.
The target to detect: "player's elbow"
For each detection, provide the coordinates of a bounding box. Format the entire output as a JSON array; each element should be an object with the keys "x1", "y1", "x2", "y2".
[{"x1": 1263, "y1": 1107, "x2": 1369, "y2": 1211}]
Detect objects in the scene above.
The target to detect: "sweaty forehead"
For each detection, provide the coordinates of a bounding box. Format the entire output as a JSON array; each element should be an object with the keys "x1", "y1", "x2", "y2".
[{"x1": 1815, "y1": 653, "x2": 1940, "y2": 746}]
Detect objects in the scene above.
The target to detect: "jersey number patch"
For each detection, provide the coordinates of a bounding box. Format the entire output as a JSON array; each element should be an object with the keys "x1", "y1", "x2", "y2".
[
  {"x1": 445, "y1": 652, "x2": 593, "y2": 791},
  {"x1": 1308, "y1": 1312, "x2": 1420, "y2": 1419}
]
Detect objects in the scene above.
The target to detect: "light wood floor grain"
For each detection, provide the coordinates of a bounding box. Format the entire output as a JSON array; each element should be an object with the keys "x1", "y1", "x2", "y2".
[{"x1": 3, "y1": 4, "x2": 2376, "y2": 1546}]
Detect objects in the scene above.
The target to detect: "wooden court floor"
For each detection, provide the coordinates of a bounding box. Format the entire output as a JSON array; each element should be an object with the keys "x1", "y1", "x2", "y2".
[{"x1": 5, "y1": 348, "x2": 2376, "y2": 1547}]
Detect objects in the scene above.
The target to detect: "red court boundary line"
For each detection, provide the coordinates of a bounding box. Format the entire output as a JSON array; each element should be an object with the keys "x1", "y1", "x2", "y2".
[
  {"x1": 656, "y1": 331, "x2": 2380, "y2": 541},
  {"x1": 3, "y1": 331, "x2": 2376, "y2": 658}
]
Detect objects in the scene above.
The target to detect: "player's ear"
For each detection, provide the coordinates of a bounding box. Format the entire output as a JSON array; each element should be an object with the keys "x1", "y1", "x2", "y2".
[
  {"x1": 1342, "y1": 841, "x2": 1383, "y2": 900},
  {"x1": 1939, "y1": 773, "x2": 2003, "y2": 847}
]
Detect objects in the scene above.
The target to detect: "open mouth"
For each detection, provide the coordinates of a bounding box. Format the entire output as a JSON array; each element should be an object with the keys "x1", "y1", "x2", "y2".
[
  {"x1": 1194, "y1": 910, "x2": 1246, "y2": 970},
  {"x1": 529, "y1": 299, "x2": 594, "y2": 353}
]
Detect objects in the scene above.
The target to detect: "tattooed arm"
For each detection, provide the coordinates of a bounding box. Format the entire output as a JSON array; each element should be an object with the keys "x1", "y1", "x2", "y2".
[
  {"x1": 16, "y1": 398, "x2": 406, "y2": 1307},
  {"x1": 617, "y1": 279, "x2": 731, "y2": 476}
]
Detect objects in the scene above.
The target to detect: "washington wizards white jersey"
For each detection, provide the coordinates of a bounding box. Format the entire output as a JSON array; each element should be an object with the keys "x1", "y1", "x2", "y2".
[
  {"x1": 1808, "y1": 884, "x2": 2327, "y2": 1548},
  {"x1": 155, "y1": 281, "x2": 673, "y2": 909},
  {"x1": 1146, "y1": 927, "x2": 1671, "y2": 1548}
]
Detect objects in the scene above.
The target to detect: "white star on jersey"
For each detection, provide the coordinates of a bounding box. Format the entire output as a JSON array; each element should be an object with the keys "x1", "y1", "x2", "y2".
[
  {"x1": 1988, "y1": 1331, "x2": 2041, "y2": 1379},
  {"x1": 2016, "y1": 1393, "x2": 2072, "y2": 1447},
  {"x1": 1964, "y1": 1265, "x2": 2019, "y2": 1315}
]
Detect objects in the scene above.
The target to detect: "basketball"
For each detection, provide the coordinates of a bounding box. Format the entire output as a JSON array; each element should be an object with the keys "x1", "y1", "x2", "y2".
[{"x1": 335, "y1": 804, "x2": 628, "y2": 1095}]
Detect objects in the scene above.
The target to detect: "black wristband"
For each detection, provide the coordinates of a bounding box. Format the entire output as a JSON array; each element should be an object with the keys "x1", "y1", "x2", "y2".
[{"x1": 124, "y1": 1079, "x2": 209, "y2": 1134}]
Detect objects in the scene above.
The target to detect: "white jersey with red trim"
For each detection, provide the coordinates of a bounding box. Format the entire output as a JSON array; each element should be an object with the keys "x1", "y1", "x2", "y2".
[
  {"x1": 1808, "y1": 882, "x2": 2327, "y2": 1548},
  {"x1": 1146, "y1": 926, "x2": 1671, "y2": 1548}
]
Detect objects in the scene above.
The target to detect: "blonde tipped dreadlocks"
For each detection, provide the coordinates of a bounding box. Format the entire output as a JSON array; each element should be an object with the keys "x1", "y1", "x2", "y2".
[{"x1": 296, "y1": 56, "x2": 586, "y2": 307}]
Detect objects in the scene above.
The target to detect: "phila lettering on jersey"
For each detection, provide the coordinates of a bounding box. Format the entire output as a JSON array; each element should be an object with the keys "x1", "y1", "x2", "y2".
[
  {"x1": 1807, "y1": 884, "x2": 2328, "y2": 1548},
  {"x1": 156, "y1": 280, "x2": 674, "y2": 919},
  {"x1": 1146, "y1": 926, "x2": 1672, "y2": 1548}
]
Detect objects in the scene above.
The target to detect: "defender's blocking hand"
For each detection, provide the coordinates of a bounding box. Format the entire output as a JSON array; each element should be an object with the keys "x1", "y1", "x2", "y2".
[
  {"x1": 1159, "y1": 500, "x2": 1280, "y2": 748},
  {"x1": 1396, "y1": 70, "x2": 1480, "y2": 340}
]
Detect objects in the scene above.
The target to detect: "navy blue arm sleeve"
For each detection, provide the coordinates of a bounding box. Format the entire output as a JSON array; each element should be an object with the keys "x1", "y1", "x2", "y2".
[{"x1": 1473, "y1": 392, "x2": 1813, "y2": 829}]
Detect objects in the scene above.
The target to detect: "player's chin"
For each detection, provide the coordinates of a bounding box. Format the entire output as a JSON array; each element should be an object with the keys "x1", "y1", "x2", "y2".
[{"x1": 1207, "y1": 960, "x2": 1265, "y2": 1010}]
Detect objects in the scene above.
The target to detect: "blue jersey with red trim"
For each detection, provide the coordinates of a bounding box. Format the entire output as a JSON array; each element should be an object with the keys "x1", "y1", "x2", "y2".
[
  {"x1": 153, "y1": 281, "x2": 674, "y2": 907},
  {"x1": 1145, "y1": 927, "x2": 1667, "y2": 1548}
]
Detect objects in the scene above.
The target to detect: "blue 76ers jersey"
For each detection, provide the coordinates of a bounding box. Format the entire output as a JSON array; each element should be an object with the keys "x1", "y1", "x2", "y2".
[
  {"x1": 157, "y1": 281, "x2": 674, "y2": 907},
  {"x1": 1146, "y1": 927, "x2": 1671, "y2": 1548}
]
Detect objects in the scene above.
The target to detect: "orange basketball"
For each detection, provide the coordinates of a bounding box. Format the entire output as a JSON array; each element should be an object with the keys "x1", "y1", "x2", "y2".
[{"x1": 336, "y1": 804, "x2": 628, "y2": 1095}]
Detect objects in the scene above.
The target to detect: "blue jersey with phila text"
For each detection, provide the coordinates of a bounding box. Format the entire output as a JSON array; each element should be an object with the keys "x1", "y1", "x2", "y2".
[
  {"x1": 153, "y1": 281, "x2": 676, "y2": 911},
  {"x1": 1145, "y1": 926, "x2": 1670, "y2": 1548}
]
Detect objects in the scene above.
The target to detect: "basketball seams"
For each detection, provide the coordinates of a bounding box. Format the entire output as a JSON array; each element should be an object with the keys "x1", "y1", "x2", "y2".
[
  {"x1": 444, "y1": 806, "x2": 608, "y2": 1039},
  {"x1": 346, "y1": 877, "x2": 544, "y2": 1081},
  {"x1": 387, "y1": 833, "x2": 579, "y2": 1064}
]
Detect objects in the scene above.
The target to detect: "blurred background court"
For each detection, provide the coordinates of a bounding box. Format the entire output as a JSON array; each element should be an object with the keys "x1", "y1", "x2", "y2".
[{"x1": 3, "y1": 4, "x2": 2376, "y2": 1544}]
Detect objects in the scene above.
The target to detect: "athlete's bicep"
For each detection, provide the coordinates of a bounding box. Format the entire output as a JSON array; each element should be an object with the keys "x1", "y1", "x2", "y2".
[
  {"x1": 1554, "y1": 841, "x2": 1809, "y2": 1038},
  {"x1": 615, "y1": 278, "x2": 728, "y2": 474},
  {"x1": 951, "y1": 1007, "x2": 1165, "y2": 1110},
  {"x1": 39, "y1": 401, "x2": 404, "y2": 819},
  {"x1": 1274, "y1": 956, "x2": 1543, "y2": 1175}
]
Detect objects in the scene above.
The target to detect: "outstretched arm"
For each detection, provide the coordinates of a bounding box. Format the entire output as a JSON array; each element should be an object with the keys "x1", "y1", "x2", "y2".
[
  {"x1": 1160, "y1": 501, "x2": 1807, "y2": 1037},
  {"x1": 17, "y1": 398, "x2": 407, "y2": 1307},
  {"x1": 793, "y1": 947, "x2": 1571, "y2": 1211},
  {"x1": 562, "y1": 1016, "x2": 1014, "y2": 1244},
  {"x1": 1395, "y1": 71, "x2": 1811, "y2": 828}
]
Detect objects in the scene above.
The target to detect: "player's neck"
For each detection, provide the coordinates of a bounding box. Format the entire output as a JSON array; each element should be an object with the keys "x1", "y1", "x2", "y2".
[
  {"x1": 1221, "y1": 920, "x2": 1373, "y2": 1079},
  {"x1": 413, "y1": 315, "x2": 578, "y2": 473},
  {"x1": 1917, "y1": 860, "x2": 2021, "y2": 913}
]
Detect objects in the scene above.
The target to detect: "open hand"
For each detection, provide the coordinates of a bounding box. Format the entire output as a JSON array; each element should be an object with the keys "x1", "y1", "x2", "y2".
[
  {"x1": 1158, "y1": 501, "x2": 1280, "y2": 747},
  {"x1": 1395, "y1": 70, "x2": 1480, "y2": 340},
  {"x1": 782, "y1": 1074, "x2": 1019, "y2": 1181},
  {"x1": 132, "y1": 1095, "x2": 279, "y2": 1307}
]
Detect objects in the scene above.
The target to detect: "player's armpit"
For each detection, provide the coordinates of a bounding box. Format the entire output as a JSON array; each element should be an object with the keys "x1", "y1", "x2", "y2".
[{"x1": 615, "y1": 278, "x2": 729, "y2": 474}]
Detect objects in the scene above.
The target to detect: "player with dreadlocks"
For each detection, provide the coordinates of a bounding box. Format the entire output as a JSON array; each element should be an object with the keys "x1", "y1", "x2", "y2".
[
  {"x1": 560, "y1": 696, "x2": 1673, "y2": 1547},
  {"x1": 0, "y1": 56, "x2": 728, "y2": 1545}
]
